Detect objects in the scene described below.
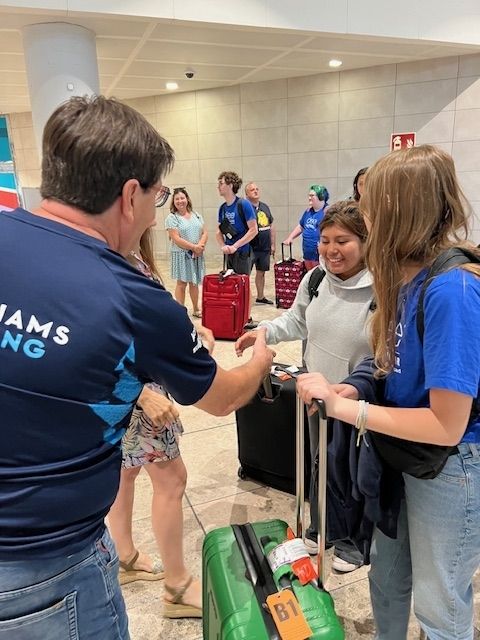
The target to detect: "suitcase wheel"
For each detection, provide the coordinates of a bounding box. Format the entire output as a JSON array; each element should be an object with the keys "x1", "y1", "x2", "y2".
[{"x1": 237, "y1": 466, "x2": 247, "y2": 480}]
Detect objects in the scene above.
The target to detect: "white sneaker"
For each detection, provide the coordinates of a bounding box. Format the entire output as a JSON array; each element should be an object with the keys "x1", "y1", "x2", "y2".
[
  {"x1": 332, "y1": 556, "x2": 361, "y2": 573},
  {"x1": 303, "y1": 537, "x2": 318, "y2": 555}
]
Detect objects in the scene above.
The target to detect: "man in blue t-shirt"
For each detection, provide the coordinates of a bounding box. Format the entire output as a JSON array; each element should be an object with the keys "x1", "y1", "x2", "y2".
[
  {"x1": 0, "y1": 97, "x2": 274, "y2": 639},
  {"x1": 216, "y1": 170, "x2": 258, "y2": 275},
  {"x1": 284, "y1": 184, "x2": 329, "y2": 271},
  {"x1": 245, "y1": 181, "x2": 276, "y2": 304}
]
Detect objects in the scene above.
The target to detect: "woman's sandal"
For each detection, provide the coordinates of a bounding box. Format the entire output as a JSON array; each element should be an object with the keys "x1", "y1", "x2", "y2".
[
  {"x1": 163, "y1": 575, "x2": 202, "y2": 618},
  {"x1": 192, "y1": 311, "x2": 202, "y2": 319},
  {"x1": 118, "y1": 550, "x2": 165, "y2": 586}
]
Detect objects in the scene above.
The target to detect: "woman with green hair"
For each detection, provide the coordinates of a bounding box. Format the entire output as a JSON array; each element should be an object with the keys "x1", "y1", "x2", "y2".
[{"x1": 284, "y1": 184, "x2": 329, "y2": 270}]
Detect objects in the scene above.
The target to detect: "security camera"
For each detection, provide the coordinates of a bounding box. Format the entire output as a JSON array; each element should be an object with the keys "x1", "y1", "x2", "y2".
[{"x1": 184, "y1": 69, "x2": 195, "y2": 79}]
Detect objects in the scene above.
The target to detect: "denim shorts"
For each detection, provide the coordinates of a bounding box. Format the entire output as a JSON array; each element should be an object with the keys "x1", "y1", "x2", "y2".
[{"x1": 0, "y1": 527, "x2": 129, "y2": 639}]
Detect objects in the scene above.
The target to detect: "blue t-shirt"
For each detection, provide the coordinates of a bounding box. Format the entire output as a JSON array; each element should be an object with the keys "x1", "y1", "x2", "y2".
[
  {"x1": 218, "y1": 197, "x2": 256, "y2": 254},
  {"x1": 299, "y1": 207, "x2": 326, "y2": 261},
  {"x1": 0, "y1": 208, "x2": 217, "y2": 558},
  {"x1": 385, "y1": 267, "x2": 480, "y2": 443}
]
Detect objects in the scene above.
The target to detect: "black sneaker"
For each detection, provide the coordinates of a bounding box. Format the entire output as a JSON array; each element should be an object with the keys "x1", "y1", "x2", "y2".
[
  {"x1": 256, "y1": 297, "x2": 274, "y2": 305},
  {"x1": 244, "y1": 317, "x2": 258, "y2": 330}
]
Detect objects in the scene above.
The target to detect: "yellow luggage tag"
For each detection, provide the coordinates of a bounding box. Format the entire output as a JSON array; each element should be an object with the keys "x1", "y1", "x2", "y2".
[{"x1": 266, "y1": 589, "x2": 312, "y2": 640}]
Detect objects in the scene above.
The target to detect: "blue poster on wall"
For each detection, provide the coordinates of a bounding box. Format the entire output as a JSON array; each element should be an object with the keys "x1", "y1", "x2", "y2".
[{"x1": 0, "y1": 117, "x2": 20, "y2": 210}]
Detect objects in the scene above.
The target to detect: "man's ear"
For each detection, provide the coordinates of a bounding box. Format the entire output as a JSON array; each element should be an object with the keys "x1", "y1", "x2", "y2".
[{"x1": 120, "y1": 179, "x2": 140, "y2": 223}]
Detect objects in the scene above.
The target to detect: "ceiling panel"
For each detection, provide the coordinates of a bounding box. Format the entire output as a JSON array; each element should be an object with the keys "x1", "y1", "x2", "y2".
[
  {"x1": 138, "y1": 41, "x2": 280, "y2": 66},
  {"x1": 97, "y1": 58, "x2": 127, "y2": 74},
  {"x1": 0, "y1": 53, "x2": 25, "y2": 72},
  {"x1": 68, "y1": 15, "x2": 152, "y2": 38},
  {"x1": 299, "y1": 34, "x2": 438, "y2": 57},
  {"x1": 151, "y1": 22, "x2": 305, "y2": 48},
  {"x1": 0, "y1": 30, "x2": 24, "y2": 53},
  {"x1": 126, "y1": 60, "x2": 253, "y2": 81},
  {"x1": 96, "y1": 36, "x2": 140, "y2": 58}
]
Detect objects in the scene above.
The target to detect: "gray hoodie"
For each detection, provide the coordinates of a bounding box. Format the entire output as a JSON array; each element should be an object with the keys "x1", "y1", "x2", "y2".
[{"x1": 259, "y1": 267, "x2": 374, "y2": 383}]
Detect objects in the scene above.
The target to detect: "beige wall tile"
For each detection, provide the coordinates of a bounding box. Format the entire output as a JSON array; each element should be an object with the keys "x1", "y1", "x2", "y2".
[
  {"x1": 155, "y1": 92, "x2": 196, "y2": 113},
  {"x1": 241, "y1": 99, "x2": 287, "y2": 129},
  {"x1": 337, "y1": 176, "x2": 355, "y2": 199},
  {"x1": 394, "y1": 79, "x2": 457, "y2": 116},
  {"x1": 199, "y1": 157, "x2": 242, "y2": 183},
  {"x1": 18, "y1": 127, "x2": 37, "y2": 151},
  {"x1": 245, "y1": 180, "x2": 288, "y2": 208},
  {"x1": 125, "y1": 96, "x2": 156, "y2": 114},
  {"x1": 288, "y1": 93, "x2": 339, "y2": 125},
  {"x1": 452, "y1": 140, "x2": 480, "y2": 172},
  {"x1": 240, "y1": 79, "x2": 287, "y2": 103},
  {"x1": 288, "y1": 72, "x2": 339, "y2": 98},
  {"x1": 197, "y1": 131, "x2": 241, "y2": 159},
  {"x1": 19, "y1": 170, "x2": 41, "y2": 188},
  {"x1": 167, "y1": 159, "x2": 200, "y2": 186},
  {"x1": 288, "y1": 150, "x2": 338, "y2": 180},
  {"x1": 157, "y1": 109, "x2": 198, "y2": 136},
  {"x1": 396, "y1": 57, "x2": 459, "y2": 85},
  {"x1": 197, "y1": 104, "x2": 240, "y2": 134},
  {"x1": 288, "y1": 122, "x2": 338, "y2": 152},
  {"x1": 393, "y1": 111, "x2": 455, "y2": 144},
  {"x1": 454, "y1": 109, "x2": 480, "y2": 142},
  {"x1": 201, "y1": 183, "x2": 223, "y2": 208},
  {"x1": 457, "y1": 171, "x2": 480, "y2": 202},
  {"x1": 458, "y1": 53, "x2": 480, "y2": 78},
  {"x1": 196, "y1": 86, "x2": 240, "y2": 109},
  {"x1": 242, "y1": 127, "x2": 288, "y2": 156},
  {"x1": 267, "y1": 205, "x2": 288, "y2": 230},
  {"x1": 338, "y1": 147, "x2": 388, "y2": 178},
  {"x1": 243, "y1": 154, "x2": 288, "y2": 182},
  {"x1": 201, "y1": 207, "x2": 222, "y2": 236},
  {"x1": 340, "y1": 64, "x2": 396, "y2": 91},
  {"x1": 339, "y1": 116, "x2": 393, "y2": 149},
  {"x1": 456, "y1": 77, "x2": 480, "y2": 111},
  {"x1": 339, "y1": 86, "x2": 395, "y2": 121},
  {"x1": 167, "y1": 134, "x2": 199, "y2": 161}
]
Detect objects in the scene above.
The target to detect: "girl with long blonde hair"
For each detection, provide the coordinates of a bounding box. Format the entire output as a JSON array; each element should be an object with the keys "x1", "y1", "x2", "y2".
[{"x1": 297, "y1": 145, "x2": 480, "y2": 639}]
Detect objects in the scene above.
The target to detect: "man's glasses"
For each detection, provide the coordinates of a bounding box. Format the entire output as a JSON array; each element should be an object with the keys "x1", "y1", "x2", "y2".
[{"x1": 155, "y1": 186, "x2": 171, "y2": 208}]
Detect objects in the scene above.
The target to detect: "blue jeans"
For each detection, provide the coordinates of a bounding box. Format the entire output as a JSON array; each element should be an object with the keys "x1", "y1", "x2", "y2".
[
  {"x1": 307, "y1": 413, "x2": 364, "y2": 565},
  {"x1": 0, "y1": 527, "x2": 129, "y2": 639},
  {"x1": 369, "y1": 442, "x2": 480, "y2": 640}
]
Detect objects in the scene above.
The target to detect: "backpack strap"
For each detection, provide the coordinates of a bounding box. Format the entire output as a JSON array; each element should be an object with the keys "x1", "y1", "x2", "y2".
[
  {"x1": 237, "y1": 198, "x2": 248, "y2": 229},
  {"x1": 416, "y1": 247, "x2": 480, "y2": 342},
  {"x1": 308, "y1": 267, "x2": 326, "y2": 302},
  {"x1": 416, "y1": 247, "x2": 480, "y2": 420}
]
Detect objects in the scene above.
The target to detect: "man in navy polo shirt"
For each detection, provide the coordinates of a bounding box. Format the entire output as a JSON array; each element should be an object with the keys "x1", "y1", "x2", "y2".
[{"x1": 0, "y1": 96, "x2": 274, "y2": 639}]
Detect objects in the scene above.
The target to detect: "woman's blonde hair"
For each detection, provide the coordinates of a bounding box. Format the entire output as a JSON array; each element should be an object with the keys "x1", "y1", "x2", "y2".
[
  {"x1": 139, "y1": 228, "x2": 163, "y2": 283},
  {"x1": 361, "y1": 144, "x2": 480, "y2": 375}
]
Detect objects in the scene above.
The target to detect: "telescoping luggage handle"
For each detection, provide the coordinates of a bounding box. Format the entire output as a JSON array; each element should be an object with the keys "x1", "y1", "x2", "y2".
[
  {"x1": 295, "y1": 391, "x2": 328, "y2": 588},
  {"x1": 280, "y1": 242, "x2": 294, "y2": 263}
]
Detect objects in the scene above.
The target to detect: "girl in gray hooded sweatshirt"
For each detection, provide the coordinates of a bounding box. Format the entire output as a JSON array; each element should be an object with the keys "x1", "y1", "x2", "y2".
[{"x1": 235, "y1": 199, "x2": 373, "y2": 572}]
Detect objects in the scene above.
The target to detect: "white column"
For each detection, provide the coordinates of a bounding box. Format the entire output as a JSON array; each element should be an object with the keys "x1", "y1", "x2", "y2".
[{"x1": 22, "y1": 23, "x2": 100, "y2": 155}]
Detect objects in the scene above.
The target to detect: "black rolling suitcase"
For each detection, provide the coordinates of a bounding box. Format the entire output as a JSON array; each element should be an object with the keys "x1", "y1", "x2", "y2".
[{"x1": 235, "y1": 365, "x2": 311, "y2": 495}]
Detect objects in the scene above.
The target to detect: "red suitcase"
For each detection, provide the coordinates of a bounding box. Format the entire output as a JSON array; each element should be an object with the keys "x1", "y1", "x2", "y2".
[
  {"x1": 202, "y1": 268, "x2": 250, "y2": 340},
  {"x1": 274, "y1": 243, "x2": 306, "y2": 309}
]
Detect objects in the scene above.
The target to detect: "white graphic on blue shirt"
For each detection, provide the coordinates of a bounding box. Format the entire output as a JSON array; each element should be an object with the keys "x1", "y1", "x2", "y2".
[
  {"x1": 394, "y1": 321, "x2": 403, "y2": 373},
  {"x1": 0, "y1": 303, "x2": 70, "y2": 359}
]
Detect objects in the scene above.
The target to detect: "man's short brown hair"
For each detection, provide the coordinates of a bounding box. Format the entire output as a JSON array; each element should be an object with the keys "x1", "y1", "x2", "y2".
[
  {"x1": 218, "y1": 171, "x2": 242, "y2": 194},
  {"x1": 41, "y1": 96, "x2": 175, "y2": 214}
]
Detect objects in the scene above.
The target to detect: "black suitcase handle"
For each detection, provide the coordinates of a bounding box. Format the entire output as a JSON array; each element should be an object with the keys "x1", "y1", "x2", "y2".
[{"x1": 280, "y1": 242, "x2": 294, "y2": 263}]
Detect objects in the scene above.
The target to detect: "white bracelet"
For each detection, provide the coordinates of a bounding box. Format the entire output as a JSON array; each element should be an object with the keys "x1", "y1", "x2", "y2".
[{"x1": 355, "y1": 400, "x2": 369, "y2": 446}]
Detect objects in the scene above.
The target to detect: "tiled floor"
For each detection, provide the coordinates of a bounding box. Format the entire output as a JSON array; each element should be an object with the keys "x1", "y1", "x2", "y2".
[{"x1": 117, "y1": 256, "x2": 479, "y2": 639}]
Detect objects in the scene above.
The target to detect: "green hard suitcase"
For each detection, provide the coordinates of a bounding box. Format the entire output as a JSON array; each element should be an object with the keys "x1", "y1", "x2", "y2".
[{"x1": 203, "y1": 389, "x2": 345, "y2": 639}]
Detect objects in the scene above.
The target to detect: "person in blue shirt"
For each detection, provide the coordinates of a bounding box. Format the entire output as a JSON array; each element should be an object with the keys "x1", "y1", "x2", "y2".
[
  {"x1": 216, "y1": 170, "x2": 258, "y2": 275},
  {"x1": 284, "y1": 184, "x2": 329, "y2": 271},
  {"x1": 0, "y1": 96, "x2": 274, "y2": 640},
  {"x1": 297, "y1": 145, "x2": 480, "y2": 640}
]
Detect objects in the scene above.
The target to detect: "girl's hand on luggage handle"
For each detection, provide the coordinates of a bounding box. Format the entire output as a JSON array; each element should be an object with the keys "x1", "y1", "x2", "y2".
[
  {"x1": 297, "y1": 372, "x2": 337, "y2": 416},
  {"x1": 235, "y1": 330, "x2": 258, "y2": 357}
]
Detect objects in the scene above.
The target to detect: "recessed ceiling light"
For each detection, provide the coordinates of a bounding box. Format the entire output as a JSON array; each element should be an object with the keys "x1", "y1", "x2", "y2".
[
  {"x1": 329, "y1": 59, "x2": 342, "y2": 68},
  {"x1": 166, "y1": 82, "x2": 178, "y2": 91}
]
